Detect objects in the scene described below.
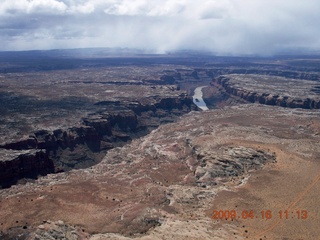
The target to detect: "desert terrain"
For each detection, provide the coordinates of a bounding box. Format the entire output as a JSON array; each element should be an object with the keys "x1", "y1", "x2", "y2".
[{"x1": 0, "y1": 50, "x2": 319, "y2": 239}]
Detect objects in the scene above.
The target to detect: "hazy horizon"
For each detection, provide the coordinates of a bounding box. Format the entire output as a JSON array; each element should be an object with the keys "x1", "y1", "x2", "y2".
[{"x1": 1, "y1": 0, "x2": 319, "y2": 55}]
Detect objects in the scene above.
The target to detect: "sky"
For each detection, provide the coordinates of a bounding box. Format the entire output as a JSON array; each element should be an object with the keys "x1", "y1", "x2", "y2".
[{"x1": 0, "y1": 0, "x2": 319, "y2": 55}]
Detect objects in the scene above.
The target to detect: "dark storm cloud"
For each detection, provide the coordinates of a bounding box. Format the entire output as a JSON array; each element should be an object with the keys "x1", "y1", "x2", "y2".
[{"x1": 0, "y1": 0, "x2": 319, "y2": 55}]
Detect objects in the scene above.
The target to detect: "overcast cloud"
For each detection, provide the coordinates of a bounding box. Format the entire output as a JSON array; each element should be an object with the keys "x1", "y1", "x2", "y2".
[{"x1": 0, "y1": 0, "x2": 319, "y2": 55}]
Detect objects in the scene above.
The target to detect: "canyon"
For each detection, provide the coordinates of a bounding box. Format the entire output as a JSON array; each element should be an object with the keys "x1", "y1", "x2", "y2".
[{"x1": 0, "y1": 50, "x2": 319, "y2": 239}]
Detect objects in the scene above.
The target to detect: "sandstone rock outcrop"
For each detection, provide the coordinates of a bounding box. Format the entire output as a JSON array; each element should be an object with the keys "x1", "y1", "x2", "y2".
[
  {"x1": 0, "y1": 220, "x2": 89, "y2": 240},
  {"x1": 194, "y1": 146, "x2": 276, "y2": 186},
  {"x1": 205, "y1": 68, "x2": 320, "y2": 81},
  {"x1": 0, "y1": 149, "x2": 54, "y2": 188},
  {"x1": 0, "y1": 94, "x2": 196, "y2": 187},
  {"x1": 212, "y1": 75, "x2": 320, "y2": 109},
  {"x1": 2, "y1": 104, "x2": 319, "y2": 239}
]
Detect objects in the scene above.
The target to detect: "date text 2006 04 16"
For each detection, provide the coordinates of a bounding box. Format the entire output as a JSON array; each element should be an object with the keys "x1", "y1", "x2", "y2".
[{"x1": 212, "y1": 210, "x2": 308, "y2": 220}]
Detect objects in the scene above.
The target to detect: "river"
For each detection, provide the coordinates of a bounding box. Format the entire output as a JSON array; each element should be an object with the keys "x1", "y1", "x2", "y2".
[{"x1": 192, "y1": 86, "x2": 209, "y2": 111}]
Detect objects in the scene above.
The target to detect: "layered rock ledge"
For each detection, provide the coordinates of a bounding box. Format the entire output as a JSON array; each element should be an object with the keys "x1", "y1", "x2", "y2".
[
  {"x1": 0, "y1": 149, "x2": 54, "y2": 188},
  {"x1": 0, "y1": 94, "x2": 196, "y2": 188},
  {"x1": 212, "y1": 74, "x2": 320, "y2": 109}
]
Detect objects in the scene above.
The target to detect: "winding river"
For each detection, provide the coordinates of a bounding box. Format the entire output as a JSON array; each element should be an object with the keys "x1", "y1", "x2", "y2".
[{"x1": 192, "y1": 86, "x2": 209, "y2": 111}]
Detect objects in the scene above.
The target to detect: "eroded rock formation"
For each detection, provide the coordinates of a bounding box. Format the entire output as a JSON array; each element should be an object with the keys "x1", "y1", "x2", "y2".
[
  {"x1": 0, "y1": 149, "x2": 54, "y2": 188},
  {"x1": 0, "y1": 94, "x2": 196, "y2": 188},
  {"x1": 194, "y1": 146, "x2": 276, "y2": 186},
  {"x1": 1, "y1": 105, "x2": 319, "y2": 239},
  {"x1": 213, "y1": 75, "x2": 320, "y2": 109}
]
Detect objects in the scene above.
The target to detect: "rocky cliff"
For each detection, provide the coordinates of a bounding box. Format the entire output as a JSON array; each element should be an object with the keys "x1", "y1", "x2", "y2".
[
  {"x1": 0, "y1": 94, "x2": 196, "y2": 188},
  {"x1": 0, "y1": 149, "x2": 54, "y2": 188},
  {"x1": 206, "y1": 68, "x2": 319, "y2": 81},
  {"x1": 213, "y1": 75, "x2": 320, "y2": 109}
]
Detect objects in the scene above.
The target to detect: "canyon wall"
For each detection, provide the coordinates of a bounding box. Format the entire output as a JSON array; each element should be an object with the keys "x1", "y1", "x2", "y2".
[
  {"x1": 213, "y1": 75, "x2": 320, "y2": 109},
  {"x1": 0, "y1": 94, "x2": 196, "y2": 188},
  {"x1": 0, "y1": 149, "x2": 54, "y2": 188}
]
